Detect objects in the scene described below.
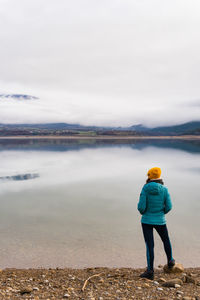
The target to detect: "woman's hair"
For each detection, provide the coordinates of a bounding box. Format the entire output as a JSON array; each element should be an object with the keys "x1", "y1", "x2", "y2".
[
  {"x1": 146, "y1": 178, "x2": 151, "y2": 184},
  {"x1": 146, "y1": 178, "x2": 164, "y2": 185}
]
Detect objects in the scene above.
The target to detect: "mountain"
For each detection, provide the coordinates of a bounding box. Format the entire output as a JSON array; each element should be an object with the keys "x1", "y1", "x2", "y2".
[
  {"x1": 0, "y1": 122, "x2": 116, "y2": 131},
  {"x1": 114, "y1": 121, "x2": 200, "y2": 135},
  {"x1": 0, "y1": 121, "x2": 200, "y2": 136},
  {"x1": 0, "y1": 94, "x2": 38, "y2": 100},
  {"x1": 147, "y1": 121, "x2": 200, "y2": 135}
]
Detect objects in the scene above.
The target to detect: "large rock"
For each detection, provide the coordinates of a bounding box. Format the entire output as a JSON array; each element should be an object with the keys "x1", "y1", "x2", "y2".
[
  {"x1": 162, "y1": 278, "x2": 183, "y2": 287},
  {"x1": 163, "y1": 263, "x2": 184, "y2": 273}
]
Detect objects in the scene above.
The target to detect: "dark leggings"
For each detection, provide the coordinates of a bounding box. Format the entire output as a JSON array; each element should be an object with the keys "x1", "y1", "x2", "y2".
[{"x1": 142, "y1": 223, "x2": 173, "y2": 271}]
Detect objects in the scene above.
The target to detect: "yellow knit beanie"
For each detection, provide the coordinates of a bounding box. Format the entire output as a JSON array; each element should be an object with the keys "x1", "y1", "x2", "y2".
[{"x1": 147, "y1": 167, "x2": 161, "y2": 179}]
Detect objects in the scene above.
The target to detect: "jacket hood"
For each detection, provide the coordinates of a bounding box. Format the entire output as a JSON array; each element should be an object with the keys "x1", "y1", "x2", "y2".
[{"x1": 145, "y1": 181, "x2": 163, "y2": 195}]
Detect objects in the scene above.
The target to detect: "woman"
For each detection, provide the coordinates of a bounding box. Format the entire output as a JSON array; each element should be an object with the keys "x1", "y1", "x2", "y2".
[{"x1": 137, "y1": 167, "x2": 175, "y2": 279}]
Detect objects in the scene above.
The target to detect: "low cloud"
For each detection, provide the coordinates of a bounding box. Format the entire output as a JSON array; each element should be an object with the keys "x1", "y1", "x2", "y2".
[{"x1": 0, "y1": 88, "x2": 199, "y2": 127}]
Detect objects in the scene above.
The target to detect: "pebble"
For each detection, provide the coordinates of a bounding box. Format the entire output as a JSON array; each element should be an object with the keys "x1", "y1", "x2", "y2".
[
  {"x1": 176, "y1": 290, "x2": 184, "y2": 295},
  {"x1": 63, "y1": 293, "x2": 70, "y2": 298},
  {"x1": 143, "y1": 283, "x2": 150, "y2": 288},
  {"x1": 175, "y1": 284, "x2": 181, "y2": 288},
  {"x1": 33, "y1": 287, "x2": 39, "y2": 291},
  {"x1": 162, "y1": 278, "x2": 183, "y2": 287},
  {"x1": 157, "y1": 287, "x2": 163, "y2": 291},
  {"x1": 20, "y1": 287, "x2": 33, "y2": 294}
]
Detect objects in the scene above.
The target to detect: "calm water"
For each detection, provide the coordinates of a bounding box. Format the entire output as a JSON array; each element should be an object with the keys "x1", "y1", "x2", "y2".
[{"x1": 0, "y1": 138, "x2": 199, "y2": 269}]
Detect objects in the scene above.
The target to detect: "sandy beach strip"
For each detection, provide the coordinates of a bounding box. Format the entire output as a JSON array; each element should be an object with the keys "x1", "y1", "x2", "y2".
[
  {"x1": 0, "y1": 135, "x2": 200, "y2": 140},
  {"x1": 0, "y1": 266, "x2": 199, "y2": 299}
]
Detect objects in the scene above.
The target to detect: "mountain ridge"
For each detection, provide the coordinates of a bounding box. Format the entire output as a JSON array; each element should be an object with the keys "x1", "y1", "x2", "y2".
[{"x1": 0, "y1": 121, "x2": 200, "y2": 136}]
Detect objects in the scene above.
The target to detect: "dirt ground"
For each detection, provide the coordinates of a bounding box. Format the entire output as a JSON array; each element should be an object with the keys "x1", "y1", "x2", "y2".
[{"x1": 0, "y1": 266, "x2": 199, "y2": 299}]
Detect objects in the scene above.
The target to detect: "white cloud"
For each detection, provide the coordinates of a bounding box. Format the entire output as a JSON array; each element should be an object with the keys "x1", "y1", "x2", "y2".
[{"x1": 0, "y1": 0, "x2": 200, "y2": 126}]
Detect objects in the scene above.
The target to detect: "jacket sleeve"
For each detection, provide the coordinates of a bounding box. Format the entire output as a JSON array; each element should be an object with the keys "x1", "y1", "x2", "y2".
[
  {"x1": 164, "y1": 187, "x2": 172, "y2": 214},
  {"x1": 137, "y1": 186, "x2": 147, "y2": 215}
]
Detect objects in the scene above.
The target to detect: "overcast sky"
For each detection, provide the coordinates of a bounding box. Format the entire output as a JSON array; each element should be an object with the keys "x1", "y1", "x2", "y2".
[{"x1": 0, "y1": 0, "x2": 200, "y2": 127}]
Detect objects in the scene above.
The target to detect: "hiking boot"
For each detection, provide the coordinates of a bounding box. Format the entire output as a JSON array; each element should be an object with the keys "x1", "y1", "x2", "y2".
[
  {"x1": 168, "y1": 259, "x2": 175, "y2": 269},
  {"x1": 139, "y1": 269, "x2": 154, "y2": 280}
]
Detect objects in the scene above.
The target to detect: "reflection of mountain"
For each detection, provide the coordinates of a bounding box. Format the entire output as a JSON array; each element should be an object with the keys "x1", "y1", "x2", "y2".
[
  {"x1": 0, "y1": 139, "x2": 200, "y2": 154},
  {"x1": 0, "y1": 173, "x2": 39, "y2": 181}
]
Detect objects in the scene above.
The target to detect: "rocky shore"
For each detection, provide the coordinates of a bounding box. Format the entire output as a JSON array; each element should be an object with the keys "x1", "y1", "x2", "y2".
[{"x1": 0, "y1": 265, "x2": 199, "y2": 299}]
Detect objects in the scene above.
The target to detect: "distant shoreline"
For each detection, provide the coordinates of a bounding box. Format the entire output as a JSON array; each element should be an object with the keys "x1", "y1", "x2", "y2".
[{"x1": 0, "y1": 135, "x2": 200, "y2": 140}]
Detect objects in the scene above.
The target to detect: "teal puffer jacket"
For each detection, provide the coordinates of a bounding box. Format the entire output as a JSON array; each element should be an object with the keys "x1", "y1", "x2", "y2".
[{"x1": 137, "y1": 181, "x2": 172, "y2": 225}]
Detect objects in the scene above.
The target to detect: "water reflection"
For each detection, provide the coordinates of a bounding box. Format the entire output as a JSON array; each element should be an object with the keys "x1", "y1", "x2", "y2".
[
  {"x1": 0, "y1": 138, "x2": 200, "y2": 153},
  {"x1": 0, "y1": 139, "x2": 199, "y2": 269}
]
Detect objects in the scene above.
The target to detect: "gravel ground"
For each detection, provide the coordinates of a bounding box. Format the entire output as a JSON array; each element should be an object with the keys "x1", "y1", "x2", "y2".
[{"x1": 0, "y1": 267, "x2": 199, "y2": 299}]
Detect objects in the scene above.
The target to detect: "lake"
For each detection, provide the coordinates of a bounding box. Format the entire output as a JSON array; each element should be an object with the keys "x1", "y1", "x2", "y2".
[{"x1": 0, "y1": 138, "x2": 199, "y2": 269}]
